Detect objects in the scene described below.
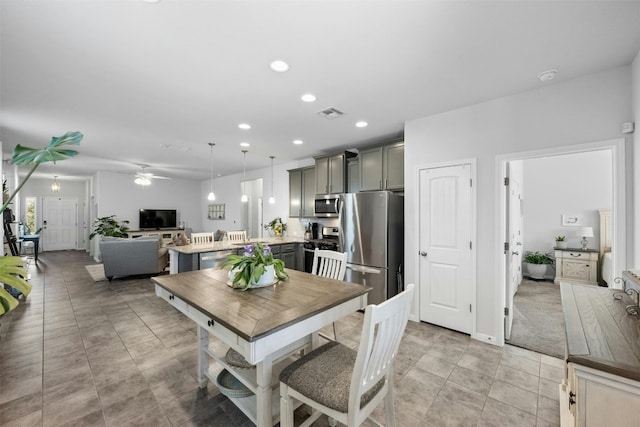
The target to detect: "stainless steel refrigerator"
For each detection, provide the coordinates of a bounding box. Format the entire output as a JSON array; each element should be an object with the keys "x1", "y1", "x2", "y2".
[{"x1": 338, "y1": 191, "x2": 404, "y2": 305}]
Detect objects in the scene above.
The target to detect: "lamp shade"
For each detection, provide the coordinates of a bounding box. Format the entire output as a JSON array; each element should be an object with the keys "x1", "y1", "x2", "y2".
[{"x1": 576, "y1": 227, "x2": 593, "y2": 238}]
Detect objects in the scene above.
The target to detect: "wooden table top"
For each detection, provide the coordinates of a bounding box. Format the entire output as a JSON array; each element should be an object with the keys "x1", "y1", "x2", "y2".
[
  {"x1": 560, "y1": 282, "x2": 640, "y2": 381},
  {"x1": 152, "y1": 268, "x2": 370, "y2": 342}
]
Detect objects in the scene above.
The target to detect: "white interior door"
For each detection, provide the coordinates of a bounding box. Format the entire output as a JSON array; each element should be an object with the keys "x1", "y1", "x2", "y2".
[
  {"x1": 42, "y1": 197, "x2": 78, "y2": 251},
  {"x1": 505, "y1": 165, "x2": 523, "y2": 340},
  {"x1": 418, "y1": 164, "x2": 472, "y2": 333}
]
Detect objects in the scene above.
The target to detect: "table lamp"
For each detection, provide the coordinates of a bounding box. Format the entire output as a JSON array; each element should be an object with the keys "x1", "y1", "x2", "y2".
[{"x1": 576, "y1": 226, "x2": 593, "y2": 250}]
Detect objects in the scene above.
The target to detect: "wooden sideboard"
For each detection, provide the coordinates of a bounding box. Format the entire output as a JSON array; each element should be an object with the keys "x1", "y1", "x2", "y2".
[
  {"x1": 559, "y1": 280, "x2": 640, "y2": 426},
  {"x1": 554, "y1": 248, "x2": 599, "y2": 286}
]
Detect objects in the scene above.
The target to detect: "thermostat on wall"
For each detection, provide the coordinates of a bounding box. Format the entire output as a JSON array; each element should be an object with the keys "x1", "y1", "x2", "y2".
[{"x1": 621, "y1": 122, "x2": 635, "y2": 134}]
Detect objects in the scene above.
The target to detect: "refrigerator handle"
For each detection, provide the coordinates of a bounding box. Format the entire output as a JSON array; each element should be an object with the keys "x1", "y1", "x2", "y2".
[{"x1": 346, "y1": 263, "x2": 381, "y2": 274}]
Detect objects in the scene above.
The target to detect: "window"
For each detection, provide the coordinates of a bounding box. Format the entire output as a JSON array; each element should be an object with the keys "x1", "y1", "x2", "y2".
[{"x1": 25, "y1": 197, "x2": 36, "y2": 235}]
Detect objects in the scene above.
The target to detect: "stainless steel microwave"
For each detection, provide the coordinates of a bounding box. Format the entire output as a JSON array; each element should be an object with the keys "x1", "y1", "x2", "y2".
[{"x1": 314, "y1": 196, "x2": 340, "y2": 217}]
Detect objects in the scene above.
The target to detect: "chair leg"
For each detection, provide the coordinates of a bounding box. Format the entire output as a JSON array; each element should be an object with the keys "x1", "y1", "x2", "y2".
[
  {"x1": 279, "y1": 383, "x2": 294, "y2": 427},
  {"x1": 384, "y1": 385, "x2": 396, "y2": 427},
  {"x1": 332, "y1": 322, "x2": 338, "y2": 341}
]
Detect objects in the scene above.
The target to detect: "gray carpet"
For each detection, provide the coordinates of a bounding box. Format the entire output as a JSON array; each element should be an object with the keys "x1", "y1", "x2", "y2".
[{"x1": 506, "y1": 279, "x2": 565, "y2": 358}]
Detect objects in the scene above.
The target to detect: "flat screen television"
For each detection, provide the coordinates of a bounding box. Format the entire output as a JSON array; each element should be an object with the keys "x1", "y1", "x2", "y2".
[{"x1": 139, "y1": 209, "x2": 177, "y2": 230}]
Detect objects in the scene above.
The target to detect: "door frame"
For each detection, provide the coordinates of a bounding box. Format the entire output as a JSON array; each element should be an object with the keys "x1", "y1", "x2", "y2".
[
  {"x1": 495, "y1": 138, "x2": 626, "y2": 347},
  {"x1": 415, "y1": 158, "x2": 477, "y2": 335}
]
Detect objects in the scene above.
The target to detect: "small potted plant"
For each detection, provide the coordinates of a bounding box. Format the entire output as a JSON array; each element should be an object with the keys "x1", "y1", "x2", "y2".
[
  {"x1": 264, "y1": 217, "x2": 287, "y2": 237},
  {"x1": 555, "y1": 236, "x2": 567, "y2": 249},
  {"x1": 222, "y1": 242, "x2": 288, "y2": 290},
  {"x1": 523, "y1": 251, "x2": 554, "y2": 280}
]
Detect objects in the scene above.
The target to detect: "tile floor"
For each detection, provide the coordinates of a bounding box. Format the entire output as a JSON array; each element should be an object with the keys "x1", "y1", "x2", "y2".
[{"x1": 0, "y1": 251, "x2": 562, "y2": 426}]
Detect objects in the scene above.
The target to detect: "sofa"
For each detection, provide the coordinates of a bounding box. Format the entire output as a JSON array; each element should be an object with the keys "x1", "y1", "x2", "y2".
[{"x1": 100, "y1": 235, "x2": 168, "y2": 281}]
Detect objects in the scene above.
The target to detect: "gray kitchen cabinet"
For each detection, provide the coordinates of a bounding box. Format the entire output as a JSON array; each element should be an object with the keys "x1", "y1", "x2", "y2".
[
  {"x1": 289, "y1": 166, "x2": 315, "y2": 218},
  {"x1": 348, "y1": 159, "x2": 360, "y2": 193},
  {"x1": 359, "y1": 141, "x2": 404, "y2": 191},
  {"x1": 315, "y1": 154, "x2": 346, "y2": 194},
  {"x1": 271, "y1": 243, "x2": 297, "y2": 270}
]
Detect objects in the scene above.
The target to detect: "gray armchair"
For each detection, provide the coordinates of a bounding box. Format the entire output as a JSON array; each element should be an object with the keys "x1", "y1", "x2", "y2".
[{"x1": 100, "y1": 235, "x2": 168, "y2": 281}]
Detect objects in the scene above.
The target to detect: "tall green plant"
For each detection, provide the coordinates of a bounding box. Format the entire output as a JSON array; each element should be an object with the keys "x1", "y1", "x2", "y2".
[
  {"x1": 89, "y1": 215, "x2": 130, "y2": 240},
  {"x1": 0, "y1": 131, "x2": 82, "y2": 315}
]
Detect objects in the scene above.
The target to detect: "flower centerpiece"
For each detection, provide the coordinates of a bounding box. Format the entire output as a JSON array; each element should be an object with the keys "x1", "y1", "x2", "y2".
[
  {"x1": 264, "y1": 217, "x2": 287, "y2": 237},
  {"x1": 222, "y1": 242, "x2": 288, "y2": 290}
]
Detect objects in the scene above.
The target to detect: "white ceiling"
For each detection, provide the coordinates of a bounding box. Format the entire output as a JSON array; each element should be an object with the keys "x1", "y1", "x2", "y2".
[{"x1": 2, "y1": 0, "x2": 640, "y2": 182}]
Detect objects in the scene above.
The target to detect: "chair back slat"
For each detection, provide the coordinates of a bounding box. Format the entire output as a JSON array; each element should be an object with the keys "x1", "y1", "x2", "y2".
[
  {"x1": 226, "y1": 230, "x2": 247, "y2": 242},
  {"x1": 311, "y1": 249, "x2": 347, "y2": 281},
  {"x1": 191, "y1": 232, "x2": 213, "y2": 245},
  {"x1": 349, "y1": 284, "x2": 415, "y2": 414}
]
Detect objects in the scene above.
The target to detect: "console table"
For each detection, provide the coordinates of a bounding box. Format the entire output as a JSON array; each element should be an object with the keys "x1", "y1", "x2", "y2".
[{"x1": 559, "y1": 281, "x2": 640, "y2": 426}]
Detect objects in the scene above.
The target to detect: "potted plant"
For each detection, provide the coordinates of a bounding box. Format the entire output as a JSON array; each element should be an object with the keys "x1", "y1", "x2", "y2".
[
  {"x1": 222, "y1": 242, "x2": 288, "y2": 290},
  {"x1": 89, "y1": 215, "x2": 130, "y2": 240},
  {"x1": 555, "y1": 235, "x2": 567, "y2": 249},
  {"x1": 523, "y1": 251, "x2": 554, "y2": 280},
  {"x1": 89, "y1": 215, "x2": 130, "y2": 263},
  {"x1": 0, "y1": 131, "x2": 82, "y2": 315},
  {"x1": 264, "y1": 217, "x2": 287, "y2": 237}
]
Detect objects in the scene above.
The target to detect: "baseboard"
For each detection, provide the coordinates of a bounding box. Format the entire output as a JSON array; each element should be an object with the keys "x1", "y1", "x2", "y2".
[{"x1": 472, "y1": 332, "x2": 499, "y2": 346}]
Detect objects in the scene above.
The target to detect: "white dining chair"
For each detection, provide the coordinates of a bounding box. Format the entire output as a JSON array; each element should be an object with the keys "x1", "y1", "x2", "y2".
[
  {"x1": 191, "y1": 232, "x2": 213, "y2": 245},
  {"x1": 311, "y1": 248, "x2": 347, "y2": 340},
  {"x1": 279, "y1": 283, "x2": 415, "y2": 427},
  {"x1": 226, "y1": 230, "x2": 247, "y2": 243}
]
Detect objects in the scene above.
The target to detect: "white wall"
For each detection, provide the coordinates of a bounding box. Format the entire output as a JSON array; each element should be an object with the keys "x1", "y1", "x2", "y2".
[
  {"x1": 633, "y1": 50, "x2": 640, "y2": 267},
  {"x1": 17, "y1": 177, "x2": 90, "y2": 249},
  {"x1": 95, "y1": 171, "x2": 201, "y2": 231},
  {"x1": 522, "y1": 150, "x2": 612, "y2": 253},
  {"x1": 405, "y1": 66, "x2": 633, "y2": 341},
  {"x1": 199, "y1": 158, "x2": 315, "y2": 237}
]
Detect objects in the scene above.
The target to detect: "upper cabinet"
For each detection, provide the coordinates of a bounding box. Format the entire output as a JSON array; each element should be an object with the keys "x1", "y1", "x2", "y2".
[
  {"x1": 315, "y1": 152, "x2": 356, "y2": 195},
  {"x1": 359, "y1": 141, "x2": 404, "y2": 191},
  {"x1": 289, "y1": 167, "x2": 316, "y2": 218}
]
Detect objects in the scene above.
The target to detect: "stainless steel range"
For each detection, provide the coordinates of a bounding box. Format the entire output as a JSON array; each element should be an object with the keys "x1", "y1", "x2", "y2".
[{"x1": 303, "y1": 226, "x2": 339, "y2": 273}]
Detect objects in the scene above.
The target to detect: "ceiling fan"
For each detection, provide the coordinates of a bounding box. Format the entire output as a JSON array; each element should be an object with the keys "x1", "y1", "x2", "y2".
[{"x1": 134, "y1": 165, "x2": 171, "y2": 186}]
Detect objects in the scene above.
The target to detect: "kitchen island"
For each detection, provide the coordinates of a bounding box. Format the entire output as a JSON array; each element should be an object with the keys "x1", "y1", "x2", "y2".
[
  {"x1": 167, "y1": 236, "x2": 304, "y2": 274},
  {"x1": 153, "y1": 268, "x2": 370, "y2": 427}
]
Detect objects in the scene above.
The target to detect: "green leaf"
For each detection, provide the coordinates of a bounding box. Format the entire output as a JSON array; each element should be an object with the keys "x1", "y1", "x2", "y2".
[
  {"x1": 11, "y1": 131, "x2": 82, "y2": 166},
  {"x1": 0, "y1": 287, "x2": 20, "y2": 314}
]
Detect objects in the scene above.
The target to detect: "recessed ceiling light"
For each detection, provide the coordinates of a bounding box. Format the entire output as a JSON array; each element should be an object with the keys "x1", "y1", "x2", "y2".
[
  {"x1": 238, "y1": 123, "x2": 251, "y2": 130},
  {"x1": 269, "y1": 60, "x2": 290, "y2": 73},
  {"x1": 240, "y1": 142, "x2": 250, "y2": 147},
  {"x1": 537, "y1": 69, "x2": 557, "y2": 82},
  {"x1": 301, "y1": 94, "x2": 316, "y2": 103},
  {"x1": 142, "y1": 0, "x2": 160, "y2": 3},
  {"x1": 293, "y1": 139, "x2": 303, "y2": 145},
  {"x1": 355, "y1": 121, "x2": 368, "y2": 128}
]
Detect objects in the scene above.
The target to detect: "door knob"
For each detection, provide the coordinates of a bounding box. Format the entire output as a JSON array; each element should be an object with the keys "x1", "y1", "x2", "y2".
[
  {"x1": 419, "y1": 251, "x2": 427, "y2": 257},
  {"x1": 512, "y1": 251, "x2": 519, "y2": 256}
]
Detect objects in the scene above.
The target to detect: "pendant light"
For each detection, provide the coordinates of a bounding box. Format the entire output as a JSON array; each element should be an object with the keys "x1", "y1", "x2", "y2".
[
  {"x1": 268, "y1": 156, "x2": 275, "y2": 204},
  {"x1": 51, "y1": 176, "x2": 60, "y2": 193},
  {"x1": 207, "y1": 142, "x2": 216, "y2": 201},
  {"x1": 241, "y1": 149, "x2": 248, "y2": 202}
]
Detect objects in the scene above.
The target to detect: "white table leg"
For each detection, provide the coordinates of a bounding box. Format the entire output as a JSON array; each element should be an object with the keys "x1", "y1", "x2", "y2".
[
  {"x1": 169, "y1": 251, "x2": 178, "y2": 274},
  {"x1": 197, "y1": 325, "x2": 209, "y2": 388},
  {"x1": 256, "y1": 354, "x2": 275, "y2": 427}
]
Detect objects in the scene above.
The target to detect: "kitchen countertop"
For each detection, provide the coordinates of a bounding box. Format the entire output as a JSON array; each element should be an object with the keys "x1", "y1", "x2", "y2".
[{"x1": 166, "y1": 236, "x2": 305, "y2": 254}]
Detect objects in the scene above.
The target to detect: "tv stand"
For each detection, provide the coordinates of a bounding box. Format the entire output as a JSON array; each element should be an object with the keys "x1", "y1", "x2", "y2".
[{"x1": 128, "y1": 229, "x2": 185, "y2": 246}]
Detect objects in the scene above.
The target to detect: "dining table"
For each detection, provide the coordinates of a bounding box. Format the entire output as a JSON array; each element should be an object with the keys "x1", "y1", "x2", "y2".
[{"x1": 152, "y1": 268, "x2": 370, "y2": 427}]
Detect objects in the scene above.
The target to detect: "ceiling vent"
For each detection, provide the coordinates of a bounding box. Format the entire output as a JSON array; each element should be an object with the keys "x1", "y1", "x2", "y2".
[{"x1": 317, "y1": 107, "x2": 344, "y2": 119}]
